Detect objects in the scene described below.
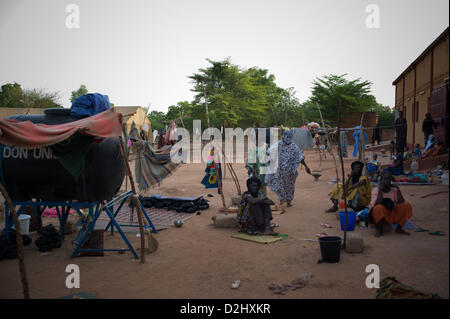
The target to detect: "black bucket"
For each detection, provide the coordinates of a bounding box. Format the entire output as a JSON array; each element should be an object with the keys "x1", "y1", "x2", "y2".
[{"x1": 319, "y1": 236, "x2": 342, "y2": 263}]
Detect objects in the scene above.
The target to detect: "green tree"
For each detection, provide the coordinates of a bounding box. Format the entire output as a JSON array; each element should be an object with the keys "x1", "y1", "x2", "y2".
[
  {"x1": 189, "y1": 58, "x2": 270, "y2": 129},
  {"x1": 148, "y1": 110, "x2": 167, "y2": 131},
  {"x1": 22, "y1": 89, "x2": 62, "y2": 108},
  {"x1": 71, "y1": 84, "x2": 88, "y2": 102},
  {"x1": 0, "y1": 82, "x2": 62, "y2": 108},
  {"x1": 309, "y1": 74, "x2": 377, "y2": 125},
  {"x1": 0, "y1": 82, "x2": 25, "y2": 107},
  {"x1": 371, "y1": 103, "x2": 394, "y2": 128}
]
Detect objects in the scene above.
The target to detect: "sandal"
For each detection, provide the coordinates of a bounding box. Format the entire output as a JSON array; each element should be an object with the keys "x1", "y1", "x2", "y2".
[
  {"x1": 429, "y1": 231, "x2": 446, "y2": 236},
  {"x1": 316, "y1": 232, "x2": 328, "y2": 238},
  {"x1": 320, "y1": 222, "x2": 332, "y2": 228},
  {"x1": 414, "y1": 227, "x2": 430, "y2": 232}
]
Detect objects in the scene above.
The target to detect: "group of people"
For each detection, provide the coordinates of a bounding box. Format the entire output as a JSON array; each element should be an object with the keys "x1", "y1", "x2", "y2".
[
  {"x1": 325, "y1": 160, "x2": 413, "y2": 236},
  {"x1": 237, "y1": 129, "x2": 414, "y2": 237}
]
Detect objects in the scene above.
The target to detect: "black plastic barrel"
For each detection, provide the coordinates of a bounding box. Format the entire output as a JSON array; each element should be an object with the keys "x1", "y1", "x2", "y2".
[
  {"x1": 319, "y1": 236, "x2": 342, "y2": 263},
  {"x1": 1, "y1": 108, "x2": 126, "y2": 202}
]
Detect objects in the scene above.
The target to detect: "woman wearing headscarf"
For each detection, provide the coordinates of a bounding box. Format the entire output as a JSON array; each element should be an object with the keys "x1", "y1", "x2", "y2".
[
  {"x1": 265, "y1": 130, "x2": 311, "y2": 207},
  {"x1": 326, "y1": 161, "x2": 372, "y2": 213},
  {"x1": 237, "y1": 177, "x2": 276, "y2": 235}
]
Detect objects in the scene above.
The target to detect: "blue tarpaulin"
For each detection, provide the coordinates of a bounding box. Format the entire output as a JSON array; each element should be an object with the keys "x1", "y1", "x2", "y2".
[{"x1": 70, "y1": 93, "x2": 111, "y2": 117}]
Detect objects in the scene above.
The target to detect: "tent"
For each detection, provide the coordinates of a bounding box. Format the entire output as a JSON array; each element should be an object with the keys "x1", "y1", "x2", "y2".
[{"x1": 114, "y1": 106, "x2": 152, "y2": 141}]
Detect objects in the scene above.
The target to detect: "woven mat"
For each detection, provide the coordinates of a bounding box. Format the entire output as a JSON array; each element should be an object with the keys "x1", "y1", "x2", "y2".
[
  {"x1": 98, "y1": 205, "x2": 195, "y2": 226},
  {"x1": 231, "y1": 233, "x2": 284, "y2": 244}
]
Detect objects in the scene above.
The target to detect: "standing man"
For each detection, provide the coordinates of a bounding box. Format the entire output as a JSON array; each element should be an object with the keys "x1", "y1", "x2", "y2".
[
  {"x1": 265, "y1": 130, "x2": 311, "y2": 208},
  {"x1": 372, "y1": 116, "x2": 382, "y2": 146},
  {"x1": 422, "y1": 112, "x2": 439, "y2": 146},
  {"x1": 394, "y1": 111, "x2": 407, "y2": 154}
]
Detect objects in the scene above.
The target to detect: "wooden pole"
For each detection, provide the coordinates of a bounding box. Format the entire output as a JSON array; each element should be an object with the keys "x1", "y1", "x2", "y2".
[
  {"x1": 359, "y1": 113, "x2": 365, "y2": 162},
  {"x1": 0, "y1": 184, "x2": 30, "y2": 299},
  {"x1": 203, "y1": 86, "x2": 211, "y2": 129},
  {"x1": 118, "y1": 136, "x2": 147, "y2": 263},
  {"x1": 336, "y1": 100, "x2": 349, "y2": 249},
  {"x1": 316, "y1": 103, "x2": 340, "y2": 185}
]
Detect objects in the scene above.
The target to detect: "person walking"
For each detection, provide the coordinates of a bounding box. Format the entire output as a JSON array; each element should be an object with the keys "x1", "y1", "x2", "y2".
[{"x1": 265, "y1": 130, "x2": 311, "y2": 207}]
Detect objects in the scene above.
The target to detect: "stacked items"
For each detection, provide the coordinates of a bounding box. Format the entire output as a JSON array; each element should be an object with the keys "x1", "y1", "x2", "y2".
[
  {"x1": 139, "y1": 195, "x2": 209, "y2": 213},
  {"x1": 35, "y1": 225, "x2": 62, "y2": 252},
  {"x1": 0, "y1": 229, "x2": 32, "y2": 260}
]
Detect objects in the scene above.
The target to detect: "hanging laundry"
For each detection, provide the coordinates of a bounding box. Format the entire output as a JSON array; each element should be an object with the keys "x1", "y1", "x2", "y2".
[
  {"x1": 352, "y1": 126, "x2": 367, "y2": 157},
  {"x1": 201, "y1": 148, "x2": 222, "y2": 193}
]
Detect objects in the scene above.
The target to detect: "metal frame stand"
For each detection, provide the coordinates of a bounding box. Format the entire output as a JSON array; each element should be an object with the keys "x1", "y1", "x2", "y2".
[
  {"x1": 3, "y1": 192, "x2": 157, "y2": 259},
  {"x1": 103, "y1": 191, "x2": 158, "y2": 235}
]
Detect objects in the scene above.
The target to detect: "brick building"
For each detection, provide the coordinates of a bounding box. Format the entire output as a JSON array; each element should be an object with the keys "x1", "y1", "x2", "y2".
[{"x1": 393, "y1": 27, "x2": 449, "y2": 149}]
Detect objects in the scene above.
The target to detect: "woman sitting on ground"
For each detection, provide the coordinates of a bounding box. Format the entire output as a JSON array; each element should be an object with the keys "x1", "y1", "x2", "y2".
[
  {"x1": 369, "y1": 170, "x2": 413, "y2": 237},
  {"x1": 237, "y1": 177, "x2": 277, "y2": 236},
  {"x1": 326, "y1": 161, "x2": 372, "y2": 213}
]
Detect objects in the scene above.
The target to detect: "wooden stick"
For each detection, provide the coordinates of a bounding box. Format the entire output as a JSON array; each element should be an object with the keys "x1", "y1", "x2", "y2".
[
  {"x1": 118, "y1": 136, "x2": 147, "y2": 263},
  {"x1": 337, "y1": 100, "x2": 349, "y2": 249},
  {"x1": 316, "y1": 103, "x2": 340, "y2": 185},
  {"x1": 0, "y1": 184, "x2": 30, "y2": 299},
  {"x1": 420, "y1": 190, "x2": 449, "y2": 198}
]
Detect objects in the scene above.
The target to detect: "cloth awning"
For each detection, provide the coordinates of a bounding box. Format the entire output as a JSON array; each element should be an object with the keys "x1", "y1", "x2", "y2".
[{"x1": 0, "y1": 109, "x2": 123, "y2": 148}]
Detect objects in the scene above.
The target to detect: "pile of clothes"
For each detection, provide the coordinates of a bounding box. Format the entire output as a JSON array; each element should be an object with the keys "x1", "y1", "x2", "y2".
[
  {"x1": 35, "y1": 224, "x2": 62, "y2": 252},
  {"x1": 139, "y1": 195, "x2": 209, "y2": 214},
  {"x1": 0, "y1": 229, "x2": 32, "y2": 260}
]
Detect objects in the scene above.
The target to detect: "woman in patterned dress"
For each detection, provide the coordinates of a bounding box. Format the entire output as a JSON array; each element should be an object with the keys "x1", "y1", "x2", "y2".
[{"x1": 265, "y1": 130, "x2": 311, "y2": 207}]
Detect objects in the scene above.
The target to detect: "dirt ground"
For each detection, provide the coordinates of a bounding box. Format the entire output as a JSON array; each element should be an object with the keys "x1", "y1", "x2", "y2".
[{"x1": 0, "y1": 145, "x2": 448, "y2": 299}]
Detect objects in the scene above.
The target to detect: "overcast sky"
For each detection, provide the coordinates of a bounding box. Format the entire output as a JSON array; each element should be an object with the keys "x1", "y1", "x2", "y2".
[{"x1": 0, "y1": 0, "x2": 448, "y2": 112}]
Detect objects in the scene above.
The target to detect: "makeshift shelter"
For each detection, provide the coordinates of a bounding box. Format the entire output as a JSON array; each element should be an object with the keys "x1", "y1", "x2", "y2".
[{"x1": 115, "y1": 106, "x2": 152, "y2": 141}]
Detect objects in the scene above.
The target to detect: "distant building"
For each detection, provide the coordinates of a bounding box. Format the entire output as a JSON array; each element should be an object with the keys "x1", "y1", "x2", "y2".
[{"x1": 393, "y1": 27, "x2": 449, "y2": 149}]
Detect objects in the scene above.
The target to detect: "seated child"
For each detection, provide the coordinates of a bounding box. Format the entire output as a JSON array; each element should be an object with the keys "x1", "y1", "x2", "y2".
[
  {"x1": 413, "y1": 144, "x2": 422, "y2": 157},
  {"x1": 403, "y1": 146, "x2": 413, "y2": 160},
  {"x1": 366, "y1": 153, "x2": 381, "y2": 178},
  {"x1": 390, "y1": 141, "x2": 396, "y2": 159}
]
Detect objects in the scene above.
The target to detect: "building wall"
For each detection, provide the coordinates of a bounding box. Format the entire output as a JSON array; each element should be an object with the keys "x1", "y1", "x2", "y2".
[
  {"x1": 341, "y1": 111, "x2": 377, "y2": 144},
  {"x1": 393, "y1": 30, "x2": 449, "y2": 149}
]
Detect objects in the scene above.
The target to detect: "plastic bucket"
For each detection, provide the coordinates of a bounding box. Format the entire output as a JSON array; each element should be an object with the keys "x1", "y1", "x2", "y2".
[
  {"x1": 339, "y1": 211, "x2": 356, "y2": 231},
  {"x1": 319, "y1": 236, "x2": 342, "y2": 263},
  {"x1": 12, "y1": 214, "x2": 32, "y2": 235},
  {"x1": 19, "y1": 214, "x2": 31, "y2": 235}
]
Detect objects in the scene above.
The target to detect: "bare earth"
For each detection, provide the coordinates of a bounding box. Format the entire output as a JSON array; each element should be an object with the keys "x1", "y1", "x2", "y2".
[{"x1": 0, "y1": 146, "x2": 448, "y2": 299}]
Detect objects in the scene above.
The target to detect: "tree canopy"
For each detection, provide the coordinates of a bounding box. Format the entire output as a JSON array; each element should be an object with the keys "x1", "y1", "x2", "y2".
[
  {"x1": 70, "y1": 84, "x2": 88, "y2": 102},
  {"x1": 0, "y1": 82, "x2": 62, "y2": 108}
]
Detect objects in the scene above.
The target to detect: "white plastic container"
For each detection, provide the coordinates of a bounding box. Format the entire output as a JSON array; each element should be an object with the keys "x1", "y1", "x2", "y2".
[
  {"x1": 441, "y1": 173, "x2": 449, "y2": 185},
  {"x1": 12, "y1": 214, "x2": 31, "y2": 235}
]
